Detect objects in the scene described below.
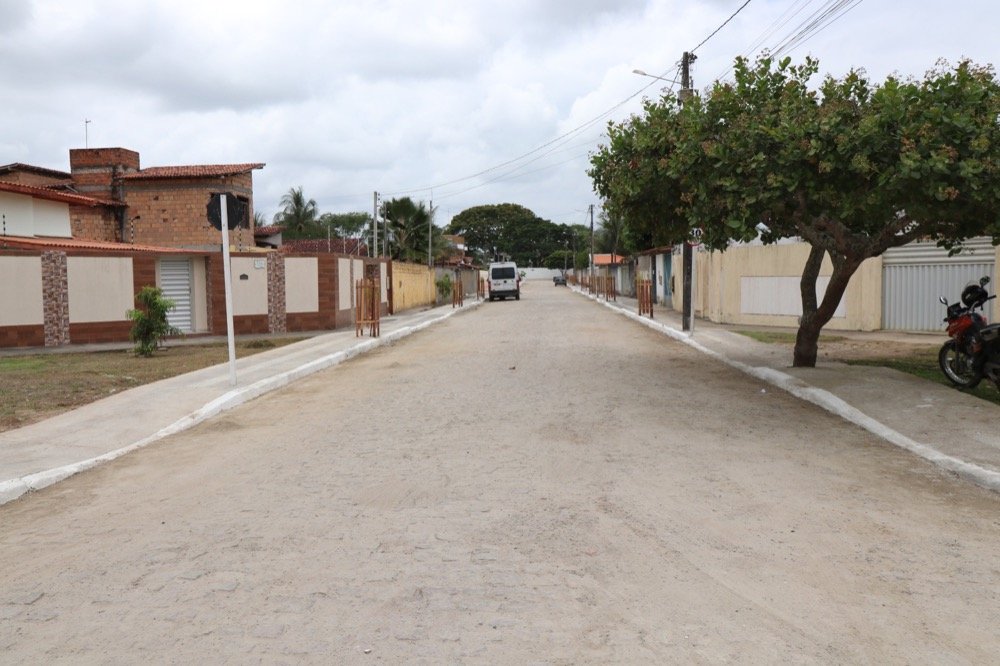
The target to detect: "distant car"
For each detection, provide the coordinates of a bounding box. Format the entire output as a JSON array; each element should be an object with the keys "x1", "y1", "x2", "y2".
[{"x1": 553, "y1": 274, "x2": 567, "y2": 286}]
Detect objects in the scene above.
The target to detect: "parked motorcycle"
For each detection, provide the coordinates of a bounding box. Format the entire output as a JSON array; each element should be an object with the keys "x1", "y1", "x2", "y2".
[{"x1": 937, "y1": 276, "x2": 1000, "y2": 390}]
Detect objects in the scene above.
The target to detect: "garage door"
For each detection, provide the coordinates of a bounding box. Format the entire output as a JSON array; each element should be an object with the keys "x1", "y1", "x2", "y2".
[
  {"x1": 882, "y1": 238, "x2": 995, "y2": 332},
  {"x1": 160, "y1": 258, "x2": 193, "y2": 333}
]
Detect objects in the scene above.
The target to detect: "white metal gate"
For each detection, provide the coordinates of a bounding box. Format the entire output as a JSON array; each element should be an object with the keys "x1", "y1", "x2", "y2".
[
  {"x1": 159, "y1": 258, "x2": 193, "y2": 333},
  {"x1": 882, "y1": 238, "x2": 995, "y2": 332}
]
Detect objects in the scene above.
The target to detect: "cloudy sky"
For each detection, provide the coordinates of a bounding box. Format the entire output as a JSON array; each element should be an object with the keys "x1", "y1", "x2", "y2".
[{"x1": 1, "y1": 0, "x2": 997, "y2": 228}]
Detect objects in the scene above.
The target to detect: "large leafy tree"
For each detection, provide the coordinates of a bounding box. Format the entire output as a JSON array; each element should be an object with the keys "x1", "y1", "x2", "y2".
[
  {"x1": 591, "y1": 56, "x2": 1000, "y2": 367},
  {"x1": 273, "y1": 186, "x2": 321, "y2": 239},
  {"x1": 446, "y1": 203, "x2": 571, "y2": 266}
]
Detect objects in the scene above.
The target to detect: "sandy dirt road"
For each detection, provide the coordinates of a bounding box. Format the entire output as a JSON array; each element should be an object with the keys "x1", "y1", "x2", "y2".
[{"x1": 1, "y1": 281, "x2": 998, "y2": 663}]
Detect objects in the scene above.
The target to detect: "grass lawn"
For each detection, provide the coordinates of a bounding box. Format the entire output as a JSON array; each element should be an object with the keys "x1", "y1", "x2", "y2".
[{"x1": 0, "y1": 338, "x2": 306, "y2": 433}]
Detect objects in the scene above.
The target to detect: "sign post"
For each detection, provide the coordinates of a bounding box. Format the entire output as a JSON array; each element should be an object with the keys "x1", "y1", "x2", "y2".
[
  {"x1": 207, "y1": 193, "x2": 244, "y2": 387},
  {"x1": 687, "y1": 227, "x2": 703, "y2": 335}
]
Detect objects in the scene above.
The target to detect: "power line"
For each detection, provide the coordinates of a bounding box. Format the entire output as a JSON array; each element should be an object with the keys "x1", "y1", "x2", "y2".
[
  {"x1": 382, "y1": 0, "x2": 858, "y2": 210},
  {"x1": 712, "y1": 0, "x2": 866, "y2": 82},
  {"x1": 691, "y1": 0, "x2": 754, "y2": 54}
]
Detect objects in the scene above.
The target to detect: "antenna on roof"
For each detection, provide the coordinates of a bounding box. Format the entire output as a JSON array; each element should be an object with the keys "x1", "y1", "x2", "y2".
[{"x1": 84, "y1": 119, "x2": 91, "y2": 148}]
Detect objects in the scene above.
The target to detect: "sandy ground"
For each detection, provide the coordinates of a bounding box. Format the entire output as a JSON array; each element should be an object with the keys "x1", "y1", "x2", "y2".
[{"x1": 1, "y1": 282, "x2": 998, "y2": 663}]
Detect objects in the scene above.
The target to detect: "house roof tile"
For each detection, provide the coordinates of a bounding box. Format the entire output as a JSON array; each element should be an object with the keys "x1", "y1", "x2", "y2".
[
  {"x1": 0, "y1": 235, "x2": 200, "y2": 254},
  {"x1": 120, "y1": 163, "x2": 265, "y2": 180},
  {"x1": 593, "y1": 253, "x2": 628, "y2": 266},
  {"x1": 0, "y1": 162, "x2": 72, "y2": 180},
  {"x1": 0, "y1": 181, "x2": 121, "y2": 207}
]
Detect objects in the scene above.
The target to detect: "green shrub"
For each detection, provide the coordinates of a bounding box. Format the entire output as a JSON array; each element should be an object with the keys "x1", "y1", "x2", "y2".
[
  {"x1": 436, "y1": 273, "x2": 453, "y2": 300},
  {"x1": 127, "y1": 286, "x2": 181, "y2": 356}
]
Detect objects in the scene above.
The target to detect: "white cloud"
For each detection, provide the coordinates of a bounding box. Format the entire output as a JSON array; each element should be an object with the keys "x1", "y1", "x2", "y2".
[{"x1": 4, "y1": 0, "x2": 998, "y2": 227}]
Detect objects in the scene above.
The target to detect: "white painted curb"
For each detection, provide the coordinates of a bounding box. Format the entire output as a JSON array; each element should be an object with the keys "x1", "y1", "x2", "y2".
[
  {"x1": 0, "y1": 302, "x2": 481, "y2": 505},
  {"x1": 577, "y1": 288, "x2": 1000, "y2": 494}
]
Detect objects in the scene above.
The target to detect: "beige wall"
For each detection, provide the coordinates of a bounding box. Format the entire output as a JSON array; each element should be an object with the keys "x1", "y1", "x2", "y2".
[
  {"x1": 680, "y1": 241, "x2": 883, "y2": 331},
  {"x1": 285, "y1": 257, "x2": 319, "y2": 314},
  {"x1": 192, "y1": 257, "x2": 209, "y2": 333},
  {"x1": 67, "y1": 257, "x2": 134, "y2": 323},
  {"x1": 392, "y1": 262, "x2": 436, "y2": 312},
  {"x1": 0, "y1": 256, "x2": 43, "y2": 325},
  {"x1": 231, "y1": 256, "x2": 268, "y2": 316},
  {"x1": 338, "y1": 258, "x2": 352, "y2": 311}
]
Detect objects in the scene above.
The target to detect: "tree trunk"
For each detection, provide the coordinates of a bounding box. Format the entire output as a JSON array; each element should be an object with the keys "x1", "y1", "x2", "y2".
[
  {"x1": 793, "y1": 245, "x2": 825, "y2": 367},
  {"x1": 793, "y1": 246, "x2": 862, "y2": 368}
]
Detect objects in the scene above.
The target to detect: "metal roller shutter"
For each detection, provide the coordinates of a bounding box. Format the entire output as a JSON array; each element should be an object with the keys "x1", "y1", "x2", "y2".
[
  {"x1": 159, "y1": 258, "x2": 193, "y2": 333},
  {"x1": 882, "y1": 238, "x2": 995, "y2": 331}
]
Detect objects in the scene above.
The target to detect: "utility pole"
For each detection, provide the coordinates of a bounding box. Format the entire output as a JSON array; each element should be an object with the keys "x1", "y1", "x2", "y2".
[
  {"x1": 372, "y1": 191, "x2": 378, "y2": 258},
  {"x1": 589, "y1": 204, "x2": 595, "y2": 289},
  {"x1": 428, "y1": 198, "x2": 433, "y2": 267},
  {"x1": 681, "y1": 51, "x2": 697, "y2": 332}
]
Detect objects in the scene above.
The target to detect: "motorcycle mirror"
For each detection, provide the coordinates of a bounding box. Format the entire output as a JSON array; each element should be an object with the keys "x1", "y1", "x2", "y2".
[
  {"x1": 981, "y1": 276, "x2": 991, "y2": 286},
  {"x1": 939, "y1": 296, "x2": 948, "y2": 305}
]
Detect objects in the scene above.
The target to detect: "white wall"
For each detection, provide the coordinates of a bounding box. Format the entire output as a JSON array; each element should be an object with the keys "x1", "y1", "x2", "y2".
[
  {"x1": 521, "y1": 267, "x2": 561, "y2": 280},
  {"x1": 33, "y1": 198, "x2": 72, "y2": 237},
  {"x1": 0, "y1": 191, "x2": 72, "y2": 237},
  {"x1": 0, "y1": 192, "x2": 36, "y2": 236}
]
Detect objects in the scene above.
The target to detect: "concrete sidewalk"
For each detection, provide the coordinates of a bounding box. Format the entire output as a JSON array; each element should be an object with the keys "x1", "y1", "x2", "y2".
[
  {"x1": 0, "y1": 302, "x2": 482, "y2": 505},
  {"x1": 575, "y1": 288, "x2": 999, "y2": 494}
]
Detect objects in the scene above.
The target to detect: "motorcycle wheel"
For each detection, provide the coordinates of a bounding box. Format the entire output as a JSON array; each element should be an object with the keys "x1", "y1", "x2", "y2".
[{"x1": 938, "y1": 340, "x2": 983, "y2": 389}]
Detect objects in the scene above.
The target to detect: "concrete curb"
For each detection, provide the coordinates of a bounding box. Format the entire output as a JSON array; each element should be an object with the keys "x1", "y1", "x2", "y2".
[
  {"x1": 0, "y1": 302, "x2": 481, "y2": 505},
  {"x1": 578, "y1": 289, "x2": 1000, "y2": 494}
]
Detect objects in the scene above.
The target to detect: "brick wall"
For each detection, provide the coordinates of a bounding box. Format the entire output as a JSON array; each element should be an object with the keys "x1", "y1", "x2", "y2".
[
  {"x1": 69, "y1": 148, "x2": 140, "y2": 200},
  {"x1": 70, "y1": 205, "x2": 119, "y2": 243},
  {"x1": 123, "y1": 173, "x2": 256, "y2": 250}
]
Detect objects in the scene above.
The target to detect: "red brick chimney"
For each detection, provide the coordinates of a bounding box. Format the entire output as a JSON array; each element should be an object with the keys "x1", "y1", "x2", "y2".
[{"x1": 68, "y1": 148, "x2": 140, "y2": 201}]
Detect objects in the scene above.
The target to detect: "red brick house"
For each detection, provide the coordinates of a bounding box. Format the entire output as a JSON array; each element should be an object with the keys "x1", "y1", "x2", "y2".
[
  {"x1": 1, "y1": 147, "x2": 264, "y2": 250},
  {"x1": 1, "y1": 148, "x2": 392, "y2": 349}
]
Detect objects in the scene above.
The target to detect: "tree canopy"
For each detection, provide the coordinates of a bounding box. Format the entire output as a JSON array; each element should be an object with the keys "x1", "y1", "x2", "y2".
[
  {"x1": 590, "y1": 56, "x2": 1000, "y2": 366},
  {"x1": 445, "y1": 203, "x2": 574, "y2": 267},
  {"x1": 320, "y1": 211, "x2": 370, "y2": 239}
]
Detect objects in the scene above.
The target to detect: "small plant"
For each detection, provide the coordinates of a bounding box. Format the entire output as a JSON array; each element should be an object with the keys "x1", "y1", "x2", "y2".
[
  {"x1": 435, "y1": 273, "x2": 453, "y2": 300},
  {"x1": 127, "y1": 286, "x2": 181, "y2": 357}
]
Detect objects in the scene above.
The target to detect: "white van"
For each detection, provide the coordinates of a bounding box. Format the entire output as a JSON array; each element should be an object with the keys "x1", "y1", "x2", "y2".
[{"x1": 488, "y1": 261, "x2": 520, "y2": 301}]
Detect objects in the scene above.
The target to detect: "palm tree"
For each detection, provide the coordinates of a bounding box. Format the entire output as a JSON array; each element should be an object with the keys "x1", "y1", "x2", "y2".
[
  {"x1": 381, "y1": 197, "x2": 446, "y2": 263},
  {"x1": 273, "y1": 186, "x2": 320, "y2": 239}
]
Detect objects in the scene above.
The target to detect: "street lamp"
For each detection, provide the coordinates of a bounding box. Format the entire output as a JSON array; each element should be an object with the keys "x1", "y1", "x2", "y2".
[{"x1": 632, "y1": 69, "x2": 675, "y2": 84}]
